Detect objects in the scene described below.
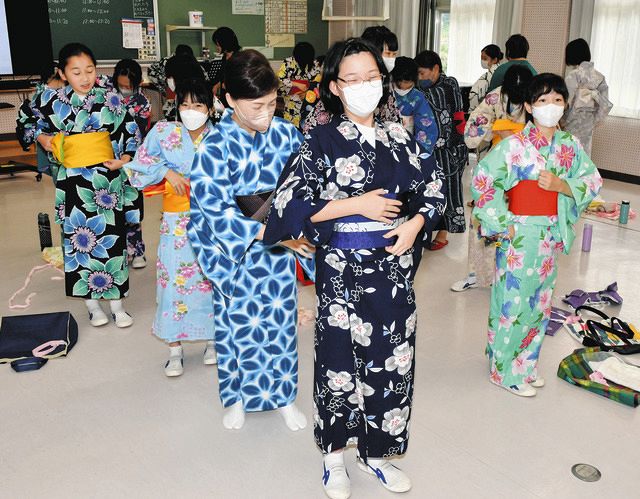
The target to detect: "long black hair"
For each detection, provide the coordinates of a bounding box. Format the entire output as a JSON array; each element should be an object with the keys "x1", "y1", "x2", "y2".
[
  {"x1": 501, "y1": 64, "x2": 533, "y2": 112},
  {"x1": 293, "y1": 42, "x2": 315, "y2": 73},
  {"x1": 482, "y1": 44, "x2": 504, "y2": 62},
  {"x1": 212, "y1": 27, "x2": 240, "y2": 53},
  {"x1": 320, "y1": 37, "x2": 389, "y2": 115}
]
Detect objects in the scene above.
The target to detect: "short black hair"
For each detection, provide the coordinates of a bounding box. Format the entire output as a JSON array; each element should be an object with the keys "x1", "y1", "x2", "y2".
[
  {"x1": 505, "y1": 34, "x2": 529, "y2": 59},
  {"x1": 414, "y1": 50, "x2": 442, "y2": 71},
  {"x1": 482, "y1": 44, "x2": 503, "y2": 62},
  {"x1": 501, "y1": 64, "x2": 533, "y2": 107},
  {"x1": 175, "y1": 44, "x2": 194, "y2": 58},
  {"x1": 293, "y1": 42, "x2": 316, "y2": 73},
  {"x1": 525, "y1": 73, "x2": 569, "y2": 121},
  {"x1": 58, "y1": 43, "x2": 96, "y2": 71},
  {"x1": 176, "y1": 78, "x2": 214, "y2": 111},
  {"x1": 224, "y1": 49, "x2": 279, "y2": 100},
  {"x1": 165, "y1": 55, "x2": 205, "y2": 82},
  {"x1": 391, "y1": 56, "x2": 418, "y2": 83},
  {"x1": 113, "y1": 59, "x2": 142, "y2": 91},
  {"x1": 212, "y1": 27, "x2": 241, "y2": 53},
  {"x1": 565, "y1": 38, "x2": 591, "y2": 66},
  {"x1": 320, "y1": 37, "x2": 389, "y2": 115},
  {"x1": 361, "y1": 25, "x2": 398, "y2": 53}
]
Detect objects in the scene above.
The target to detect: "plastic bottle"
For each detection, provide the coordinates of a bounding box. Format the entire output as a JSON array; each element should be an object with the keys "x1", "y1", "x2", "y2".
[
  {"x1": 581, "y1": 223, "x2": 593, "y2": 252},
  {"x1": 619, "y1": 200, "x2": 630, "y2": 224},
  {"x1": 37, "y1": 212, "x2": 52, "y2": 250}
]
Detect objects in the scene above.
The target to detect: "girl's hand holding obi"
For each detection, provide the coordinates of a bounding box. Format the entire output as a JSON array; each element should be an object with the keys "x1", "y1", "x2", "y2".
[
  {"x1": 384, "y1": 215, "x2": 425, "y2": 256},
  {"x1": 280, "y1": 238, "x2": 315, "y2": 258},
  {"x1": 165, "y1": 170, "x2": 189, "y2": 196},
  {"x1": 359, "y1": 189, "x2": 403, "y2": 224},
  {"x1": 538, "y1": 170, "x2": 572, "y2": 196},
  {"x1": 37, "y1": 134, "x2": 54, "y2": 152},
  {"x1": 103, "y1": 155, "x2": 131, "y2": 171}
]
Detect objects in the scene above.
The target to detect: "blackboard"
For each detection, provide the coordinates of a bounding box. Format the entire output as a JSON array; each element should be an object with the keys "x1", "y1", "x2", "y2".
[{"x1": 47, "y1": 0, "x2": 159, "y2": 62}]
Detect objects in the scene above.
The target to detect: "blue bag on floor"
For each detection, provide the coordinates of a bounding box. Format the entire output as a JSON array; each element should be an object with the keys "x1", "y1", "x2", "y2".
[{"x1": 0, "y1": 312, "x2": 78, "y2": 372}]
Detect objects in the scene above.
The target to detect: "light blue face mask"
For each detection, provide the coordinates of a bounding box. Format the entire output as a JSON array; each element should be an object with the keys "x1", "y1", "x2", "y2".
[{"x1": 418, "y1": 79, "x2": 433, "y2": 90}]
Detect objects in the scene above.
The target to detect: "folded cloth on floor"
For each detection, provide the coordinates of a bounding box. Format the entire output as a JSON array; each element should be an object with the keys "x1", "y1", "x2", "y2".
[
  {"x1": 557, "y1": 348, "x2": 640, "y2": 407},
  {"x1": 588, "y1": 357, "x2": 640, "y2": 392},
  {"x1": 562, "y1": 282, "x2": 623, "y2": 309},
  {"x1": 546, "y1": 306, "x2": 577, "y2": 336}
]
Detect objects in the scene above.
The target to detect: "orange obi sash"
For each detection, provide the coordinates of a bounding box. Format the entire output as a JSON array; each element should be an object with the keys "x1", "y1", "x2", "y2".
[
  {"x1": 143, "y1": 180, "x2": 190, "y2": 213},
  {"x1": 507, "y1": 180, "x2": 558, "y2": 216},
  {"x1": 491, "y1": 119, "x2": 525, "y2": 146}
]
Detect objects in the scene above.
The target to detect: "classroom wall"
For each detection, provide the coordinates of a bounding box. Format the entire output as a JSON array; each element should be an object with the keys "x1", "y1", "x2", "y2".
[
  {"x1": 520, "y1": 0, "x2": 640, "y2": 180},
  {"x1": 158, "y1": 0, "x2": 329, "y2": 61}
]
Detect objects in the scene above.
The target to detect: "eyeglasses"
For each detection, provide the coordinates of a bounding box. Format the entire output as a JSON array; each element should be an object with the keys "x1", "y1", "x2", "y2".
[{"x1": 337, "y1": 74, "x2": 384, "y2": 90}]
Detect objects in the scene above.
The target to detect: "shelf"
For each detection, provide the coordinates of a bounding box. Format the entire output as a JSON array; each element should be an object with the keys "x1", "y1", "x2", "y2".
[{"x1": 165, "y1": 25, "x2": 217, "y2": 32}]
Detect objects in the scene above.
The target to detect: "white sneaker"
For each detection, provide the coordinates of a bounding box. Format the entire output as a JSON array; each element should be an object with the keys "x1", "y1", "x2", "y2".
[
  {"x1": 164, "y1": 356, "x2": 184, "y2": 377},
  {"x1": 322, "y1": 461, "x2": 351, "y2": 499},
  {"x1": 530, "y1": 377, "x2": 545, "y2": 388},
  {"x1": 131, "y1": 256, "x2": 147, "y2": 269},
  {"x1": 203, "y1": 342, "x2": 217, "y2": 365},
  {"x1": 357, "y1": 458, "x2": 412, "y2": 493},
  {"x1": 112, "y1": 311, "x2": 134, "y2": 328},
  {"x1": 88, "y1": 307, "x2": 109, "y2": 327},
  {"x1": 451, "y1": 274, "x2": 478, "y2": 292},
  {"x1": 490, "y1": 379, "x2": 537, "y2": 397}
]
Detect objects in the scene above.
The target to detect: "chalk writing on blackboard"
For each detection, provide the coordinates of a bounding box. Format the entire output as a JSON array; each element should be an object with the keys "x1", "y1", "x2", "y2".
[{"x1": 133, "y1": 0, "x2": 153, "y2": 18}]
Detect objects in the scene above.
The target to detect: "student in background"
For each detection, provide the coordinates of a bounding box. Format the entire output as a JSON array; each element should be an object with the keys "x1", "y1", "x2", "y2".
[
  {"x1": 147, "y1": 44, "x2": 196, "y2": 93},
  {"x1": 112, "y1": 59, "x2": 151, "y2": 269},
  {"x1": 468, "y1": 44, "x2": 504, "y2": 112},
  {"x1": 562, "y1": 38, "x2": 612, "y2": 155},
  {"x1": 126, "y1": 79, "x2": 217, "y2": 377},
  {"x1": 277, "y1": 41, "x2": 321, "y2": 127},
  {"x1": 209, "y1": 26, "x2": 241, "y2": 106},
  {"x1": 415, "y1": 49, "x2": 468, "y2": 250},
  {"x1": 391, "y1": 56, "x2": 438, "y2": 155},
  {"x1": 487, "y1": 34, "x2": 537, "y2": 92}
]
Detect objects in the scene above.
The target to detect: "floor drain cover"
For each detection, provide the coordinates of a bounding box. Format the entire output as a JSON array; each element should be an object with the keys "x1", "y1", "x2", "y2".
[{"x1": 571, "y1": 464, "x2": 601, "y2": 482}]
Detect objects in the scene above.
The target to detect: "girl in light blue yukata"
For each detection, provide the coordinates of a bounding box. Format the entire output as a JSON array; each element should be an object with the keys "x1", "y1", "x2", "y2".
[
  {"x1": 125, "y1": 79, "x2": 217, "y2": 378},
  {"x1": 188, "y1": 50, "x2": 314, "y2": 432}
]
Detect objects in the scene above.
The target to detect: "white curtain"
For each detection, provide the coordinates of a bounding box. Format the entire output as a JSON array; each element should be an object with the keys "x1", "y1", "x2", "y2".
[
  {"x1": 352, "y1": 0, "x2": 421, "y2": 57},
  {"x1": 492, "y1": 0, "x2": 524, "y2": 47},
  {"x1": 447, "y1": 0, "x2": 496, "y2": 86},
  {"x1": 591, "y1": 0, "x2": 640, "y2": 118}
]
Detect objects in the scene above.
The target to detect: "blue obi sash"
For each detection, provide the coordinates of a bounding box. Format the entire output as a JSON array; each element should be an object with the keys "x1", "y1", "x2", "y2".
[{"x1": 329, "y1": 214, "x2": 409, "y2": 249}]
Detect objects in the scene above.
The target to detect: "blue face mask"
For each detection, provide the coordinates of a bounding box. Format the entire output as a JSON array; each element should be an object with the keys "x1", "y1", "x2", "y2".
[{"x1": 418, "y1": 79, "x2": 433, "y2": 90}]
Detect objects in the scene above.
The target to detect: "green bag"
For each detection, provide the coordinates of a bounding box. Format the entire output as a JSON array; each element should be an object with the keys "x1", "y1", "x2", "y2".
[{"x1": 557, "y1": 347, "x2": 640, "y2": 407}]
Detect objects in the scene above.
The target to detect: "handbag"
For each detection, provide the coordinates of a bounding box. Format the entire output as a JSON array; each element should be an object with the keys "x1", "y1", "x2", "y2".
[
  {"x1": 557, "y1": 347, "x2": 640, "y2": 407},
  {"x1": 0, "y1": 312, "x2": 78, "y2": 372},
  {"x1": 235, "y1": 190, "x2": 275, "y2": 223},
  {"x1": 563, "y1": 306, "x2": 640, "y2": 355}
]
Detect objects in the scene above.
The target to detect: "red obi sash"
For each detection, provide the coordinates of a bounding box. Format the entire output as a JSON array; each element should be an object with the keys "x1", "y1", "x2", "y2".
[{"x1": 508, "y1": 180, "x2": 558, "y2": 216}]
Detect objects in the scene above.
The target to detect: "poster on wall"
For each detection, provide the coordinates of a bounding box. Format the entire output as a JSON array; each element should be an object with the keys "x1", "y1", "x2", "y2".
[
  {"x1": 265, "y1": 33, "x2": 295, "y2": 47},
  {"x1": 232, "y1": 0, "x2": 265, "y2": 15},
  {"x1": 265, "y1": 0, "x2": 307, "y2": 34}
]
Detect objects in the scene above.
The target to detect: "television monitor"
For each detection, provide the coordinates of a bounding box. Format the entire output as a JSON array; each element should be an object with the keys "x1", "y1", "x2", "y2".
[{"x1": 1, "y1": 0, "x2": 54, "y2": 79}]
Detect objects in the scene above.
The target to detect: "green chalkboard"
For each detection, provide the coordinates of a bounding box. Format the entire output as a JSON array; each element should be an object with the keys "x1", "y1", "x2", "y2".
[{"x1": 47, "y1": 0, "x2": 159, "y2": 61}]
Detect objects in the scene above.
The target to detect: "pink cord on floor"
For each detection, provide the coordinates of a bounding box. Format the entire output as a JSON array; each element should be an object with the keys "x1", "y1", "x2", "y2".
[{"x1": 9, "y1": 263, "x2": 64, "y2": 310}]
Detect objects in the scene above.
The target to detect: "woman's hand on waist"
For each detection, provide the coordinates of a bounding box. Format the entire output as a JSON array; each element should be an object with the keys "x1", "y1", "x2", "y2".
[
  {"x1": 164, "y1": 169, "x2": 189, "y2": 196},
  {"x1": 280, "y1": 237, "x2": 315, "y2": 258},
  {"x1": 358, "y1": 189, "x2": 403, "y2": 224},
  {"x1": 383, "y1": 215, "x2": 424, "y2": 256}
]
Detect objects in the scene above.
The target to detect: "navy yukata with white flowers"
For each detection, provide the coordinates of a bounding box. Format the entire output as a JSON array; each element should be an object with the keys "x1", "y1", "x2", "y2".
[
  {"x1": 188, "y1": 110, "x2": 313, "y2": 412},
  {"x1": 264, "y1": 116, "x2": 446, "y2": 460},
  {"x1": 26, "y1": 83, "x2": 141, "y2": 299}
]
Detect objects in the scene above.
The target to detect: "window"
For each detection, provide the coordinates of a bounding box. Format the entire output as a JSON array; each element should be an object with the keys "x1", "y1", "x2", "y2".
[
  {"x1": 590, "y1": 0, "x2": 640, "y2": 118},
  {"x1": 435, "y1": 10, "x2": 450, "y2": 73}
]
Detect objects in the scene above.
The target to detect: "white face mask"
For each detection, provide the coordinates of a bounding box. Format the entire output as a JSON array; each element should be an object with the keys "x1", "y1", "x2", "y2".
[
  {"x1": 383, "y1": 56, "x2": 396, "y2": 73},
  {"x1": 394, "y1": 86, "x2": 412, "y2": 97},
  {"x1": 234, "y1": 103, "x2": 274, "y2": 133},
  {"x1": 167, "y1": 77, "x2": 176, "y2": 92},
  {"x1": 531, "y1": 103, "x2": 565, "y2": 128},
  {"x1": 481, "y1": 60, "x2": 489, "y2": 70},
  {"x1": 341, "y1": 79, "x2": 383, "y2": 118},
  {"x1": 180, "y1": 109, "x2": 209, "y2": 130},
  {"x1": 120, "y1": 89, "x2": 134, "y2": 98}
]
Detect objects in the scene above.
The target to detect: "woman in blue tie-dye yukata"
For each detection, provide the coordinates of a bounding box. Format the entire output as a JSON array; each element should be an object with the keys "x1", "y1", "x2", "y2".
[{"x1": 187, "y1": 50, "x2": 314, "y2": 432}]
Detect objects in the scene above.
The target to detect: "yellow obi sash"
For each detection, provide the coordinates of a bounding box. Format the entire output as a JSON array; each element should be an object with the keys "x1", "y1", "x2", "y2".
[
  {"x1": 143, "y1": 180, "x2": 190, "y2": 213},
  {"x1": 50, "y1": 131, "x2": 115, "y2": 168},
  {"x1": 491, "y1": 119, "x2": 525, "y2": 146}
]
